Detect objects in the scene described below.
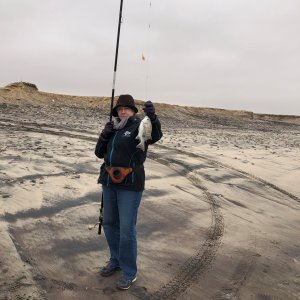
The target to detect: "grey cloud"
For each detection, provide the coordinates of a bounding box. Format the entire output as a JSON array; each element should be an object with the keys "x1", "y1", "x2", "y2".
[{"x1": 0, "y1": 0, "x2": 299, "y2": 114}]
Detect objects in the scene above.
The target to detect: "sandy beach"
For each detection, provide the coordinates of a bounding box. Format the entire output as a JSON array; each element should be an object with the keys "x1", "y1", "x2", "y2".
[{"x1": 1, "y1": 83, "x2": 300, "y2": 300}]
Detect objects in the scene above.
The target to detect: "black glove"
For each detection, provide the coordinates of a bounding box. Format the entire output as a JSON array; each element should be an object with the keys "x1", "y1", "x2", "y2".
[
  {"x1": 143, "y1": 100, "x2": 156, "y2": 121},
  {"x1": 101, "y1": 121, "x2": 114, "y2": 140}
]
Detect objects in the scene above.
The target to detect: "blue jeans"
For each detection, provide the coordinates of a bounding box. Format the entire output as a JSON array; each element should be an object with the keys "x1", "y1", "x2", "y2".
[{"x1": 102, "y1": 185, "x2": 143, "y2": 280}]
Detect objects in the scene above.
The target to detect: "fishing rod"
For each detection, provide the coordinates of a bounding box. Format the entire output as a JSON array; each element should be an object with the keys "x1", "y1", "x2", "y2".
[
  {"x1": 110, "y1": 0, "x2": 124, "y2": 121},
  {"x1": 89, "y1": 0, "x2": 124, "y2": 234}
]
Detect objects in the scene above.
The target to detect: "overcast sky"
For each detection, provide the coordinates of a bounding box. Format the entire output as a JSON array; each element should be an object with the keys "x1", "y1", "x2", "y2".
[{"x1": 0, "y1": 0, "x2": 299, "y2": 115}]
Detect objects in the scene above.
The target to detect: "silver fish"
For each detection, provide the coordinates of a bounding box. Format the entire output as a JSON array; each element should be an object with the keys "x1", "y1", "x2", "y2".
[{"x1": 136, "y1": 116, "x2": 152, "y2": 151}]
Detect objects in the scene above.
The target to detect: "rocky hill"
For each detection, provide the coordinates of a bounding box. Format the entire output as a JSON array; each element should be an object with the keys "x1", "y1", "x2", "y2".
[{"x1": 1, "y1": 82, "x2": 300, "y2": 126}]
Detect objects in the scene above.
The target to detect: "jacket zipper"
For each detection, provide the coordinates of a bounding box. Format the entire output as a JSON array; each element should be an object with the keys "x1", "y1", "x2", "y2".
[
  {"x1": 131, "y1": 162, "x2": 135, "y2": 183},
  {"x1": 107, "y1": 132, "x2": 118, "y2": 186}
]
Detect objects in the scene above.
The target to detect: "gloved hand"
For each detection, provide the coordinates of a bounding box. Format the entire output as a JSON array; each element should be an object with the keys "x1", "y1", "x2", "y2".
[
  {"x1": 143, "y1": 100, "x2": 156, "y2": 121},
  {"x1": 101, "y1": 121, "x2": 114, "y2": 140}
]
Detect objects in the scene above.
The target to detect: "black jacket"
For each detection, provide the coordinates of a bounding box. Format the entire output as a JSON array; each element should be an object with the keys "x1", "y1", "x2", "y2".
[{"x1": 95, "y1": 116, "x2": 163, "y2": 191}]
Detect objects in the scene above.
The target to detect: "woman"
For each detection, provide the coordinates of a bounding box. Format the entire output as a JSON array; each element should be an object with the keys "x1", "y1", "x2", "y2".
[{"x1": 95, "y1": 94, "x2": 163, "y2": 290}]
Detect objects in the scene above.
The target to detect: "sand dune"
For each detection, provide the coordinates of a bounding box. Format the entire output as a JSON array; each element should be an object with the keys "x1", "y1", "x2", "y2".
[{"x1": 1, "y1": 83, "x2": 300, "y2": 300}]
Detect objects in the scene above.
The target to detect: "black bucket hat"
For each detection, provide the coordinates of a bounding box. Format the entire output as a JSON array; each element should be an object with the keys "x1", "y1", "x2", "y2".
[{"x1": 112, "y1": 94, "x2": 138, "y2": 117}]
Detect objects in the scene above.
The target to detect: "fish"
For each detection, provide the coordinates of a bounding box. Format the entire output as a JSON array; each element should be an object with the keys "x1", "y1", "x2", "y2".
[{"x1": 136, "y1": 116, "x2": 152, "y2": 151}]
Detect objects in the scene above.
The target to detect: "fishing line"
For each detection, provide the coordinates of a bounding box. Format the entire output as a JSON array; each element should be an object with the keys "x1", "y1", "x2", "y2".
[{"x1": 142, "y1": 0, "x2": 152, "y2": 101}]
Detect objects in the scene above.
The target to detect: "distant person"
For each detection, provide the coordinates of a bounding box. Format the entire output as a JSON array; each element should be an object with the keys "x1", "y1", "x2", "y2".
[{"x1": 95, "y1": 94, "x2": 163, "y2": 290}]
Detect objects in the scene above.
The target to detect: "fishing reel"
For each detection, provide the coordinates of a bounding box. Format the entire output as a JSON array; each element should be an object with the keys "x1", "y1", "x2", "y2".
[
  {"x1": 88, "y1": 222, "x2": 100, "y2": 230},
  {"x1": 88, "y1": 208, "x2": 103, "y2": 235}
]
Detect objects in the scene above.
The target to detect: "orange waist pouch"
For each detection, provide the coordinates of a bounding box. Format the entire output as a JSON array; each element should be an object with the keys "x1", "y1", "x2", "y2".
[{"x1": 105, "y1": 166, "x2": 133, "y2": 184}]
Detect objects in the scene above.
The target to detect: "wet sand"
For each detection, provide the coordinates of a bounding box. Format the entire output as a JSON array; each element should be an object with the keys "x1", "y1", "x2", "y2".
[{"x1": 1, "y1": 90, "x2": 300, "y2": 300}]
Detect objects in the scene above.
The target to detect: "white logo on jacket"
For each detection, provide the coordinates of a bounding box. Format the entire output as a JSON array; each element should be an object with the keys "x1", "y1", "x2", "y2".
[{"x1": 123, "y1": 131, "x2": 132, "y2": 137}]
